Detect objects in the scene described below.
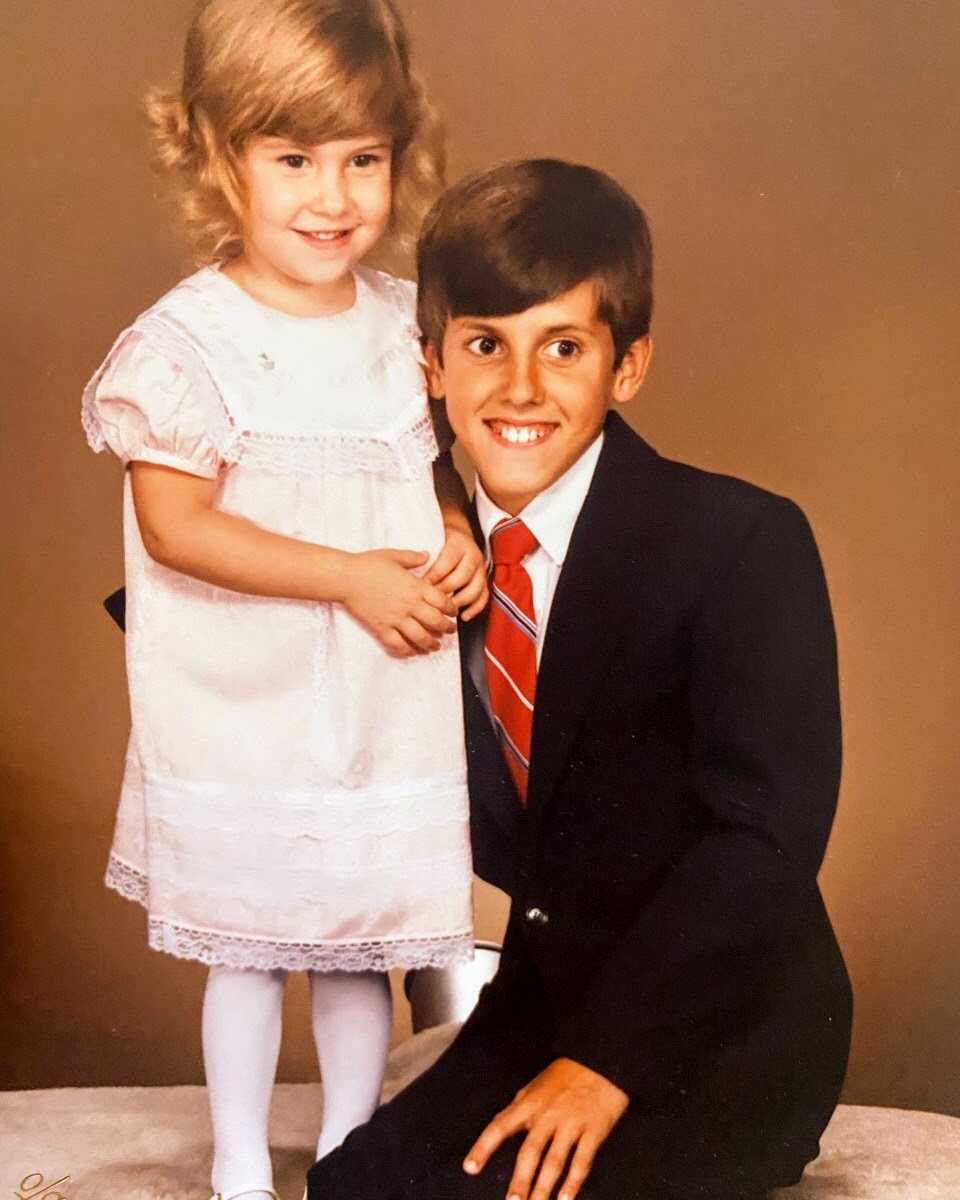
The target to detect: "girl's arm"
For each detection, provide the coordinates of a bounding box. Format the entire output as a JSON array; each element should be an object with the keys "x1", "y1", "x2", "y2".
[
  {"x1": 429, "y1": 454, "x2": 489, "y2": 620},
  {"x1": 131, "y1": 461, "x2": 456, "y2": 656}
]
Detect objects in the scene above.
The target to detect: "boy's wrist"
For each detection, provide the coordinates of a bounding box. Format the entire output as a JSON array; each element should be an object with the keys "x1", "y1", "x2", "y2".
[{"x1": 442, "y1": 510, "x2": 473, "y2": 535}]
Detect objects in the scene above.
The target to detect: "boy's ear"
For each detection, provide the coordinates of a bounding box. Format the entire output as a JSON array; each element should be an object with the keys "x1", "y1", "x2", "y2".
[
  {"x1": 422, "y1": 343, "x2": 445, "y2": 399},
  {"x1": 611, "y1": 335, "x2": 654, "y2": 405}
]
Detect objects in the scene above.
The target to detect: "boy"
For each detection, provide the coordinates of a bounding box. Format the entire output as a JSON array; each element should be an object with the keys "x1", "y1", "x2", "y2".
[{"x1": 308, "y1": 158, "x2": 851, "y2": 1200}]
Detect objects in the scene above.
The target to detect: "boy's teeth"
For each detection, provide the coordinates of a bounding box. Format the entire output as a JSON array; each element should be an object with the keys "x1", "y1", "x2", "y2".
[{"x1": 495, "y1": 423, "x2": 547, "y2": 444}]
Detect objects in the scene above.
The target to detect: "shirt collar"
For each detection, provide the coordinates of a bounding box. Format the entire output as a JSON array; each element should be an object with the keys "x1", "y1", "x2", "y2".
[{"x1": 476, "y1": 432, "x2": 605, "y2": 567}]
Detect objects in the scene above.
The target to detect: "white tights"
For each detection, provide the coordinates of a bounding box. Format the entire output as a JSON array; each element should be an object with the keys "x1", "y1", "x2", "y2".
[{"x1": 202, "y1": 965, "x2": 392, "y2": 1198}]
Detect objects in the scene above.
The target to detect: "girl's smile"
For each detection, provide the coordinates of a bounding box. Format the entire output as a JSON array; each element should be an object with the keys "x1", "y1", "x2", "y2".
[{"x1": 224, "y1": 133, "x2": 393, "y2": 317}]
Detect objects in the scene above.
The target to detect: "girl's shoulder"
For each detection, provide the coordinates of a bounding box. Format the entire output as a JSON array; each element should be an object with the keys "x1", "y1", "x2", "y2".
[
  {"x1": 81, "y1": 268, "x2": 241, "y2": 468},
  {"x1": 354, "y1": 267, "x2": 418, "y2": 327}
]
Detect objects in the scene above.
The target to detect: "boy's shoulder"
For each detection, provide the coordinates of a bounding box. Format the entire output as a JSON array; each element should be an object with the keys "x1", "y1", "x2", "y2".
[{"x1": 606, "y1": 413, "x2": 814, "y2": 554}]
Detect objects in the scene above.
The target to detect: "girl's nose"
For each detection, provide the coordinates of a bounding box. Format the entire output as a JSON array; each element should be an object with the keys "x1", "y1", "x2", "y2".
[{"x1": 309, "y1": 170, "x2": 350, "y2": 217}]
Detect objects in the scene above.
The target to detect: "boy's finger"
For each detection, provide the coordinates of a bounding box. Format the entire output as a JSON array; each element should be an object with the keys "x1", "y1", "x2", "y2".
[
  {"x1": 426, "y1": 545, "x2": 460, "y2": 584},
  {"x1": 530, "y1": 1128, "x2": 577, "y2": 1200},
  {"x1": 505, "y1": 1125, "x2": 552, "y2": 1200},
  {"x1": 423, "y1": 581, "x2": 458, "y2": 616},
  {"x1": 463, "y1": 1106, "x2": 525, "y2": 1174},
  {"x1": 451, "y1": 573, "x2": 488, "y2": 610},
  {"x1": 434, "y1": 556, "x2": 475, "y2": 594},
  {"x1": 557, "y1": 1133, "x2": 600, "y2": 1200}
]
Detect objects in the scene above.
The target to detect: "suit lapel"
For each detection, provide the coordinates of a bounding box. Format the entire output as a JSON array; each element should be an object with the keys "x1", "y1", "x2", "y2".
[
  {"x1": 462, "y1": 604, "x2": 491, "y2": 721},
  {"x1": 527, "y1": 413, "x2": 665, "y2": 816}
]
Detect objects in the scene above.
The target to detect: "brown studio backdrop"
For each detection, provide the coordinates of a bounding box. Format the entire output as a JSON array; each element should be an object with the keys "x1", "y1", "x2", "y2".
[{"x1": 2, "y1": 0, "x2": 959, "y2": 1112}]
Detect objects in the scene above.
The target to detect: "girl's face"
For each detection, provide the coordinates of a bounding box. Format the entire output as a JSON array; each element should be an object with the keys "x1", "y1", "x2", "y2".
[{"x1": 231, "y1": 133, "x2": 393, "y2": 315}]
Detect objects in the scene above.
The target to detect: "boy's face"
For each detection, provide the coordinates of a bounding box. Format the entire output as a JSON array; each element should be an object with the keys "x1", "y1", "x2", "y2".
[{"x1": 426, "y1": 281, "x2": 652, "y2": 515}]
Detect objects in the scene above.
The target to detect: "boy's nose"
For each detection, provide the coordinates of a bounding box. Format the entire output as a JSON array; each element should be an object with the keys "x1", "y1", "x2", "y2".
[{"x1": 506, "y1": 354, "x2": 542, "y2": 406}]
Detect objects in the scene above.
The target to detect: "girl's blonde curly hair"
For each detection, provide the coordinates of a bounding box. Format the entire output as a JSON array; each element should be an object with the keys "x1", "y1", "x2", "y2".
[{"x1": 147, "y1": 0, "x2": 444, "y2": 266}]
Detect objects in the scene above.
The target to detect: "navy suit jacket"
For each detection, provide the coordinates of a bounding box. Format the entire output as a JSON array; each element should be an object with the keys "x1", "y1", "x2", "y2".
[{"x1": 459, "y1": 410, "x2": 851, "y2": 1107}]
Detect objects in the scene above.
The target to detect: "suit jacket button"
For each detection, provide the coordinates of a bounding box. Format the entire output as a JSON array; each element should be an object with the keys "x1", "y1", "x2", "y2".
[{"x1": 525, "y1": 906, "x2": 549, "y2": 926}]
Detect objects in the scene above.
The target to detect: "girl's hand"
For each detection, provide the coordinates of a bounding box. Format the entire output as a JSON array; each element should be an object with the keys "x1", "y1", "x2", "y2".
[
  {"x1": 343, "y1": 549, "x2": 458, "y2": 657},
  {"x1": 427, "y1": 527, "x2": 489, "y2": 621}
]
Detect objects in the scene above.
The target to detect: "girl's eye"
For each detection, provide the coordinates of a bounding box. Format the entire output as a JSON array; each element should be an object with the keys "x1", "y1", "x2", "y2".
[
  {"x1": 279, "y1": 154, "x2": 308, "y2": 169},
  {"x1": 466, "y1": 335, "x2": 500, "y2": 357},
  {"x1": 544, "y1": 338, "x2": 581, "y2": 360},
  {"x1": 351, "y1": 152, "x2": 383, "y2": 168}
]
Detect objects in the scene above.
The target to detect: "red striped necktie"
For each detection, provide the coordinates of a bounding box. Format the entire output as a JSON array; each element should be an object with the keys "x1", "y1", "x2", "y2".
[{"x1": 485, "y1": 517, "x2": 539, "y2": 805}]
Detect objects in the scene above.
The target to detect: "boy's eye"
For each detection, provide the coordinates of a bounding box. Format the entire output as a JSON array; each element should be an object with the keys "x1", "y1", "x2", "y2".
[
  {"x1": 351, "y1": 152, "x2": 383, "y2": 168},
  {"x1": 544, "y1": 338, "x2": 581, "y2": 360},
  {"x1": 466, "y1": 335, "x2": 500, "y2": 356},
  {"x1": 279, "y1": 153, "x2": 309, "y2": 169}
]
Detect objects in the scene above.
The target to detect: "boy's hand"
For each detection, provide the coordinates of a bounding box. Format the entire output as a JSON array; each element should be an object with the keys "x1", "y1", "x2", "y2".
[
  {"x1": 463, "y1": 1058, "x2": 628, "y2": 1200},
  {"x1": 427, "y1": 526, "x2": 489, "y2": 621},
  {"x1": 342, "y1": 549, "x2": 457, "y2": 657}
]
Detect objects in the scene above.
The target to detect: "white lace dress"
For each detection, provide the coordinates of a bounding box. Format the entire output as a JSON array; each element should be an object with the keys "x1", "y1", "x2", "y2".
[{"x1": 82, "y1": 265, "x2": 473, "y2": 972}]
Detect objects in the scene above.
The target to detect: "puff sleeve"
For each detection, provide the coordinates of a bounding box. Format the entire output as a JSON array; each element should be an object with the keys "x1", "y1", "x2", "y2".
[{"x1": 81, "y1": 327, "x2": 234, "y2": 479}]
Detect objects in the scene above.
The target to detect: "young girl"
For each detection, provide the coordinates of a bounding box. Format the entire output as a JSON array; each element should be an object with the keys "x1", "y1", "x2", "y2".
[{"x1": 81, "y1": 3, "x2": 485, "y2": 1198}]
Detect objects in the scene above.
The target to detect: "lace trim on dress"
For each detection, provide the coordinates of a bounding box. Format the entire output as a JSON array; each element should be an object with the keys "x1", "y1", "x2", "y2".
[
  {"x1": 82, "y1": 268, "x2": 439, "y2": 481},
  {"x1": 105, "y1": 853, "x2": 149, "y2": 905},
  {"x1": 234, "y1": 409, "x2": 438, "y2": 480},
  {"x1": 106, "y1": 854, "x2": 473, "y2": 970},
  {"x1": 104, "y1": 851, "x2": 474, "y2": 971},
  {"x1": 147, "y1": 920, "x2": 475, "y2": 973}
]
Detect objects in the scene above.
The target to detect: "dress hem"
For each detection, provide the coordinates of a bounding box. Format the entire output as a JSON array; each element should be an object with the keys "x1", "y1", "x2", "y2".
[{"x1": 105, "y1": 852, "x2": 475, "y2": 973}]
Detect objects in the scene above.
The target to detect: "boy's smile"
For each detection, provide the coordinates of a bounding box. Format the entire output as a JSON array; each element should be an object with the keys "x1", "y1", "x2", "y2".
[{"x1": 426, "y1": 281, "x2": 652, "y2": 515}]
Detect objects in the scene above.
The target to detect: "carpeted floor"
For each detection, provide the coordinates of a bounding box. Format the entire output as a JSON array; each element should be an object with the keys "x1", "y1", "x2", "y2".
[{"x1": 2, "y1": 1024, "x2": 959, "y2": 1200}]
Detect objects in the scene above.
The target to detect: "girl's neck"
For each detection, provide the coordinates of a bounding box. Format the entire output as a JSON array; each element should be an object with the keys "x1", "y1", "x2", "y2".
[{"x1": 221, "y1": 254, "x2": 358, "y2": 318}]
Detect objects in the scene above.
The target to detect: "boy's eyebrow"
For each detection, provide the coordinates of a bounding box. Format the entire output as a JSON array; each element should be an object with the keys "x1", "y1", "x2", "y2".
[{"x1": 452, "y1": 318, "x2": 597, "y2": 338}]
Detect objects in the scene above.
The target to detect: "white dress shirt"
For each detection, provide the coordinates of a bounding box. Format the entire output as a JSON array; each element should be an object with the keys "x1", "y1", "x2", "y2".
[{"x1": 476, "y1": 433, "x2": 605, "y2": 664}]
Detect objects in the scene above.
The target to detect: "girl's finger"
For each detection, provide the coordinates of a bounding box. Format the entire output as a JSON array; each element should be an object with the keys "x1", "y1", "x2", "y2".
[
  {"x1": 505, "y1": 1124, "x2": 553, "y2": 1200},
  {"x1": 414, "y1": 602, "x2": 457, "y2": 637},
  {"x1": 557, "y1": 1132, "x2": 601, "y2": 1200},
  {"x1": 530, "y1": 1128, "x2": 577, "y2": 1200},
  {"x1": 388, "y1": 548, "x2": 430, "y2": 569},
  {"x1": 381, "y1": 630, "x2": 416, "y2": 659},
  {"x1": 397, "y1": 617, "x2": 439, "y2": 653}
]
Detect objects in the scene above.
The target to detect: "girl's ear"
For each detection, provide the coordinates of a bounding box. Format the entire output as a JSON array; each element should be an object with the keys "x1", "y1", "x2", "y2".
[
  {"x1": 423, "y1": 343, "x2": 446, "y2": 399},
  {"x1": 612, "y1": 335, "x2": 654, "y2": 405}
]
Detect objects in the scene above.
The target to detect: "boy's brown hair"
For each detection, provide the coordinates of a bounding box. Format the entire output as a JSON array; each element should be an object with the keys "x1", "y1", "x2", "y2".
[{"x1": 416, "y1": 159, "x2": 653, "y2": 366}]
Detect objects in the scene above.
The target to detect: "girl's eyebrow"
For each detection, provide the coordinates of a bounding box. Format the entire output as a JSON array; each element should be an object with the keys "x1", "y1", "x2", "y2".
[{"x1": 256, "y1": 135, "x2": 392, "y2": 151}]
